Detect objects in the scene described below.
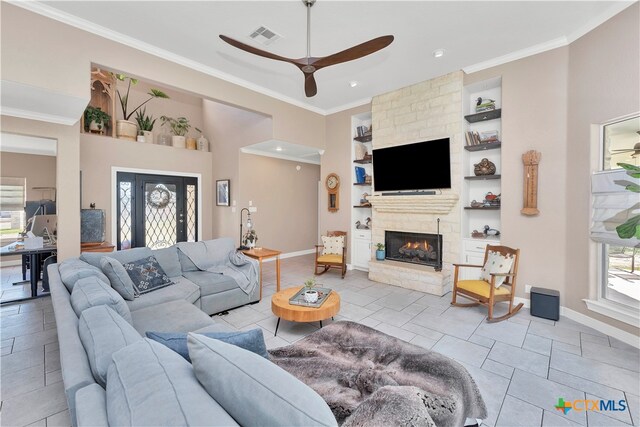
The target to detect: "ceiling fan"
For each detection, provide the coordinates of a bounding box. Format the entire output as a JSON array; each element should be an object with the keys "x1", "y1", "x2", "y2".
[
  {"x1": 610, "y1": 131, "x2": 640, "y2": 157},
  {"x1": 219, "y1": 0, "x2": 394, "y2": 97}
]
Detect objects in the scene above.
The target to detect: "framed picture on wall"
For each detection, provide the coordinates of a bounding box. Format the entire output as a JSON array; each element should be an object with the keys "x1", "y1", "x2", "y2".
[{"x1": 216, "y1": 179, "x2": 230, "y2": 206}]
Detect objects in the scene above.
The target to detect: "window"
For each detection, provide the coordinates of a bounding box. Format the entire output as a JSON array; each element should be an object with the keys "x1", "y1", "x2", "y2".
[
  {"x1": 588, "y1": 115, "x2": 640, "y2": 325},
  {"x1": 0, "y1": 177, "x2": 26, "y2": 246}
]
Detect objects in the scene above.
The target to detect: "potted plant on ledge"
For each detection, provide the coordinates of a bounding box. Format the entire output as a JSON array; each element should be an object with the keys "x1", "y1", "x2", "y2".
[
  {"x1": 135, "y1": 108, "x2": 156, "y2": 144},
  {"x1": 114, "y1": 73, "x2": 169, "y2": 141},
  {"x1": 83, "y1": 106, "x2": 111, "y2": 135},
  {"x1": 160, "y1": 116, "x2": 191, "y2": 148},
  {"x1": 376, "y1": 243, "x2": 385, "y2": 261}
]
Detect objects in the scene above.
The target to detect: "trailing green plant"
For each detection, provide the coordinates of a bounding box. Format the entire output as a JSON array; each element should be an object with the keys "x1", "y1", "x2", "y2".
[
  {"x1": 160, "y1": 116, "x2": 191, "y2": 136},
  {"x1": 83, "y1": 106, "x2": 111, "y2": 131},
  {"x1": 615, "y1": 163, "x2": 640, "y2": 240},
  {"x1": 304, "y1": 278, "x2": 316, "y2": 290},
  {"x1": 134, "y1": 108, "x2": 156, "y2": 131},
  {"x1": 114, "y1": 73, "x2": 169, "y2": 121},
  {"x1": 375, "y1": 243, "x2": 385, "y2": 251}
]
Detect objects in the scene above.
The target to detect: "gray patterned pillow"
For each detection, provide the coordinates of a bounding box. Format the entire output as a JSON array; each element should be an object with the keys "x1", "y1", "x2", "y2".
[{"x1": 122, "y1": 256, "x2": 173, "y2": 295}]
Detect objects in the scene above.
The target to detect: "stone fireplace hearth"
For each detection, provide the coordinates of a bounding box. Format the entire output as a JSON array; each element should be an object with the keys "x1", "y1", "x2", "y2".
[{"x1": 367, "y1": 71, "x2": 463, "y2": 296}]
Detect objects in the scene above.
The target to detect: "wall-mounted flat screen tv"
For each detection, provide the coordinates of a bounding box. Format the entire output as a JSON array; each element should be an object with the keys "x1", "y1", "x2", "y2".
[{"x1": 372, "y1": 138, "x2": 451, "y2": 192}]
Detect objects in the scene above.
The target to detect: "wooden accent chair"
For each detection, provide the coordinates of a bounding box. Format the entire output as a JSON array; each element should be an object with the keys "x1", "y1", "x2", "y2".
[
  {"x1": 315, "y1": 231, "x2": 347, "y2": 279},
  {"x1": 451, "y1": 245, "x2": 523, "y2": 322}
]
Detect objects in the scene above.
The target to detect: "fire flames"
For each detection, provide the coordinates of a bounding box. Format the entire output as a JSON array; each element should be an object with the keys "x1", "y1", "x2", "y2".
[{"x1": 401, "y1": 241, "x2": 432, "y2": 252}]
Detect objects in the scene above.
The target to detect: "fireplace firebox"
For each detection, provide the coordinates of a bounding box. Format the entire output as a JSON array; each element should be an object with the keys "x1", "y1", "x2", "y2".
[{"x1": 385, "y1": 230, "x2": 442, "y2": 270}]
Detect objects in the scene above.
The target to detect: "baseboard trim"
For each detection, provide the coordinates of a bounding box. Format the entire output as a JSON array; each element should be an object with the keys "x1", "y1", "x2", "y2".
[
  {"x1": 514, "y1": 297, "x2": 639, "y2": 349},
  {"x1": 259, "y1": 248, "x2": 315, "y2": 263}
]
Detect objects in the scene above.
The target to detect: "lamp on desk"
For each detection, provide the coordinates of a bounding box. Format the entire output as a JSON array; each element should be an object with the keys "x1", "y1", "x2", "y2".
[{"x1": 238, "y1": 208, "x2": 253, "y2": 250}]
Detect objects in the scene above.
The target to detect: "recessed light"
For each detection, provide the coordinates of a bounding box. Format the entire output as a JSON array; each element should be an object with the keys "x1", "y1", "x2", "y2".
[
  {"x1": 275, "y1": 146, "x2": 283, "y2": 152},
  {"x1": 433, "y1": 49, "x2": 445, "y2": 58},
  {"x1": 349, "y1": 81, "x2": 358, "y2": 88}
]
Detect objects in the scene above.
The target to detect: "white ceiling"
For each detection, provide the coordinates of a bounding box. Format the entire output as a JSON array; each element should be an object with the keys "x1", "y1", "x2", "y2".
[{"x1": 16, "y1": 1, "x2": 635, "y2": 114}]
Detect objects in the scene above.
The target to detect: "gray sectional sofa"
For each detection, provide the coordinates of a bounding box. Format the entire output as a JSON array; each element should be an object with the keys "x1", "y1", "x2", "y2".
[{"x1": 49, "y1": 237, "x2": 337, "y2": 426}]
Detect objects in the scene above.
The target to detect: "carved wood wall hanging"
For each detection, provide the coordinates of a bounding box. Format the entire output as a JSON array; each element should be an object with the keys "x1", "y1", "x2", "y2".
[{"x1": 521, "y1": 150, "x2": 541, "y2": 216}]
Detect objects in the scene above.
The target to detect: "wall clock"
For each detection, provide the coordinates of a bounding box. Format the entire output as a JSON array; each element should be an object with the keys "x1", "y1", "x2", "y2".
[{"x1": 325, "y1": 173, "x2": 340, "y2": 212}]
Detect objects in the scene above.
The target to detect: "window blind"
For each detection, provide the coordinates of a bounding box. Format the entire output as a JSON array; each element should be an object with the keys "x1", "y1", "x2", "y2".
[
  {"x1": 591, "y1": 169, "x2": 640, "y2": 247},
  {"x1": 0, "y1": 177, "x2": 26, "y2": 212}
]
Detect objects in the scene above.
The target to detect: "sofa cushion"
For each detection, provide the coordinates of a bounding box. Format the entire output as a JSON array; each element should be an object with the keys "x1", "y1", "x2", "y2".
[
  {"x1": 188, "y1": 333, "x2": 337, "y2": 427},
  {"x1": 182, "y1": 271, "x2": 238, "y2": 296},
  {"x1": 123, "y1": 256, "x2": 174, "y2": 295},
  {"x1": 146, "y1": 329, "x2": 269, "y2": 362},
  {"x1": 177, "y1": 248, "x2": 199, "y2": 272},
  {"x1": 153, "y1": 246, "x2": 182, "y2": 278},
  {"x1": 58, "y1": 258, "x2": 109, "y2": 293},
  {"x1": 129, "y1": 299, "x2": 214, "y2": 335},
  {"x1": 70, "y1": 277, "x2": 132, "y2": 324},
  {"x1": 125, "y1": 277, "x2": 199, "y2": 312},
  {"x1": 78, "y1": 306, "x2": 142, "y2": 387},
  {"x1": 76, "y1": 384, "x2": 109, "y2": 427},
  {"x1": 100, "y1": 257, "x2": 136, "y2": 300},
  {"x1": 106, "y1": 339, "x2": 238, "y2": 427},
  {"x1": 80, "y1": 247, "x2": 152, "y2": 269}
]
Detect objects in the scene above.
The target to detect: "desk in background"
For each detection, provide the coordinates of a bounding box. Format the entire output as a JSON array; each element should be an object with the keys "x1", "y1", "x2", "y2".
[{"x1": 1, "y1": 242, "x2": 56, "y2": 303}]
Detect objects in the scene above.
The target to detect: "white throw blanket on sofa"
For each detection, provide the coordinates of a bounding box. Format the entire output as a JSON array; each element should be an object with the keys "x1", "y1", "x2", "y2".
[{"x1": 177, "y1": 241, "x2": 258, "y2": 295}]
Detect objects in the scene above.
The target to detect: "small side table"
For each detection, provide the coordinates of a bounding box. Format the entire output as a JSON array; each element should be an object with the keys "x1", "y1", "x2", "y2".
[{"x1": 241, "y1": 247, "x2": 281, "y2": 300}]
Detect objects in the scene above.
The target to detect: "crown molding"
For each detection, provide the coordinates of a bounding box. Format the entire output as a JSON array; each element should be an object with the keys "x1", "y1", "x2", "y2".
[
  {"x1": 8, "y1": 0, "x2": 327, "y2": 116},
  {"x1": 324, "y1": 98, "x2": 372, "y2": 116},
  {"x1": 240, "y1": 147, "x2": 321, "y2": 165}
]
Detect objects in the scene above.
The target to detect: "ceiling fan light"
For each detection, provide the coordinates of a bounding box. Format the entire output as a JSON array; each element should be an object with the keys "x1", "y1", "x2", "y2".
[{"x1": 433, "y1": 48, "x2": 445, "y2": 58}]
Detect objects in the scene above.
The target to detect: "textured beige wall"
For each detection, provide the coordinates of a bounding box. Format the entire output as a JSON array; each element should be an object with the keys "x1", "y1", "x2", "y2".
[
  {"x1": 80, "y1": 134, "x2": 214, "y2": 244},
  {"x1": 566, "y1": 3, "x2": 639, "y2": 334},
  {"x1": 321, "y1": 104, "x2": 371, "y2": 259},
  {"x1": 0, "y1": 116, "x2": 80, "y2": 260},
  {"x1": 0, "y1": 152, "x2": 56, "y2": 201},
  {"x1": 465, "y1": 47, "x2": 570, "y2": 304},
  {"x1": 239, "y1": 154, "x2": 320, "y2": 253}
]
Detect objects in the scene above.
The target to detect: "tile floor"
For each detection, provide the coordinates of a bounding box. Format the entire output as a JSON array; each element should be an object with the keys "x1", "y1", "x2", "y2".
[{"x1": 1, "y1": 254, "x2": 639, "y2": 426}]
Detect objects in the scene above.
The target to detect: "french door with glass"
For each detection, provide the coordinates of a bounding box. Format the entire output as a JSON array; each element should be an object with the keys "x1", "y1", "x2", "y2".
[{"x1": 116, "y1": 172, "x2": 198, "y2": 250}]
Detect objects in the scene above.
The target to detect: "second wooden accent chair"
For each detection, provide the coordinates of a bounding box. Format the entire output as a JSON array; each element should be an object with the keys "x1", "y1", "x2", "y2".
[
  {"x1": 315, "y1": 231, "x2": 347, "y2": 279},
  {"x1": 451, "y1": 245, "x2": 523, "y2": 322}
]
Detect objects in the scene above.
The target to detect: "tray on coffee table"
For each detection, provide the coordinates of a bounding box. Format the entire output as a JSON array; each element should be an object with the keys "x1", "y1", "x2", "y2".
[{"x1": 288, "y1": 287, "x2": 332, "y2": 308}]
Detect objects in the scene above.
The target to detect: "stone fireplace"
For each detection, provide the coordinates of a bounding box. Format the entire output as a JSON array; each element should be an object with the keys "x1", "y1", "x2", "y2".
[{"x1": 367, "y1": 71, "x2": 463, "y2": 296}]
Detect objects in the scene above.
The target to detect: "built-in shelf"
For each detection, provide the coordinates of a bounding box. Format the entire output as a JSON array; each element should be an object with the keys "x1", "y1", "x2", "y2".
[
  {"x1": 464, "y1": 206, "x2": 500, "y2": 210},
  {"x1": 353, "y1": 158, "x2": 372, "y2": 164},
  {"x1": 464, "y1": 175, "x2": 501, "y2": 181},
  {"x1": 353, "y1": 135, "x2": 372, "y2": 143},
  {"x1": 353, "y1": 205, "x2": 372, "y2": 209},
  {"x1": 353, "y1": 183, "x2": 371, "y2": 186},
  {"x1": 464, "y1": 109, "x2": 501, "y2": 123},
  {"x1": 464, "y1": 142, "x2": 501, "y2": 152}
]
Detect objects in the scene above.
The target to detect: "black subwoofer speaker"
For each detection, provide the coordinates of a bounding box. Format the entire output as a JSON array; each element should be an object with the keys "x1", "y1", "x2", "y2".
[{"x1": 530, "y1": 287, "x2": 560, "y2": 321}]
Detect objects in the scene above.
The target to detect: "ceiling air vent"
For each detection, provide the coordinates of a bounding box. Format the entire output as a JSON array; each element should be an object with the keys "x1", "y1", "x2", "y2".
[{"x1": 249, "y1": 26, "x2": 281, "y2": 46}]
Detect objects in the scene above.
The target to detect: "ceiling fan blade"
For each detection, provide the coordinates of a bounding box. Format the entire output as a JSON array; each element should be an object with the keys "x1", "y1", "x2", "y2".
[
  {"x1": 314, "y1": 35, "x2": 394, "y2": 68},
  {"x1": 219, "y1": 35, "x2": 295, "y2": 64},
  {"x1": 304, "y1": 72, "x2": 318, "y2": 97}
]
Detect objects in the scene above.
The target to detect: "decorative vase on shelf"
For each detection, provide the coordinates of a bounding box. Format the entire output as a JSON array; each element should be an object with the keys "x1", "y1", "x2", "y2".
[
  {"x1": 116, "y1": 120, "x2": 137, "y2": 141},
  {"x1": 186, "y1": 137, "x2": 197, "y2": 150},
  {"x1": 197, "y1": 134, "x2": 209, "y2": 152},
  {"x1": 172, "y1": 135, "x2": 186, "y2": 148},
  {"x1": 143, "y1": 131, "x2": 154, "y2": 144},
  {"x1": 136, "y1": 134, "x2": 145, "y2": 143},
  {"x1": 157, "y1": 133, "x2": 171, "y2": 146}
]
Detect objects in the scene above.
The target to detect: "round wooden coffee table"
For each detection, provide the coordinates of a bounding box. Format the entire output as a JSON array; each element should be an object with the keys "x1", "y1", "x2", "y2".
[{"x1": 271, "y1": 286, "x2": 341, "y2": 336}]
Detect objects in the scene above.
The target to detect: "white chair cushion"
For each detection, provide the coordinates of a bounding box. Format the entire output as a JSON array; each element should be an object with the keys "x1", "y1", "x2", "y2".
[
  {"x1": 321, "y1": 235, "x2": 344, "y2": 256},
  {"x1": 480, "y1": 251, "x2": 514, "y2": 288}
]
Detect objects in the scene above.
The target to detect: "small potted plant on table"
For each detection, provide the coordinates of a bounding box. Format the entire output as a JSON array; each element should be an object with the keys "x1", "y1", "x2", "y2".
[
  {"x1": 160, "y1": 116, "x2": 191, "y2": 148},
  {"x1": 376, "y1": 243, "x2": 385, "y2": 261},
  {"x1": 114, "y1": 73, "x2": 169, "y2": 141},
  {"x1": 84, "y1": 106, "x2": 111, "y2": 134},
  {"x1": 303, "y1": 278, "x2": 318, "y2": 303}
]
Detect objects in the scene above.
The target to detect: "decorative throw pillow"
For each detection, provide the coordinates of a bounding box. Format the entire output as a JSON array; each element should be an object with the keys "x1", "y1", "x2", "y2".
[
  {"x1": 100, "y1": 257, "x2": 137, "y2": 300},
  {"x1": 122, "y1": 256, "x2": 173, "y2": 295},
  {"x1": 480, "y1": 251, "x2": 514, "y2": 288},
  {"x1": 146, "y1": 329, "x2": 269, "y2": 362},
  {"x1": 321, "y1": 235, "x2": 345, "y2": 255}
]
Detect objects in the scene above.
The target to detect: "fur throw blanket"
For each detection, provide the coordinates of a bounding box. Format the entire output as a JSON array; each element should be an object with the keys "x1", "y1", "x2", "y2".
[{"x1": 269, "y1": 321, "x2": 487, "y2": 426}]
